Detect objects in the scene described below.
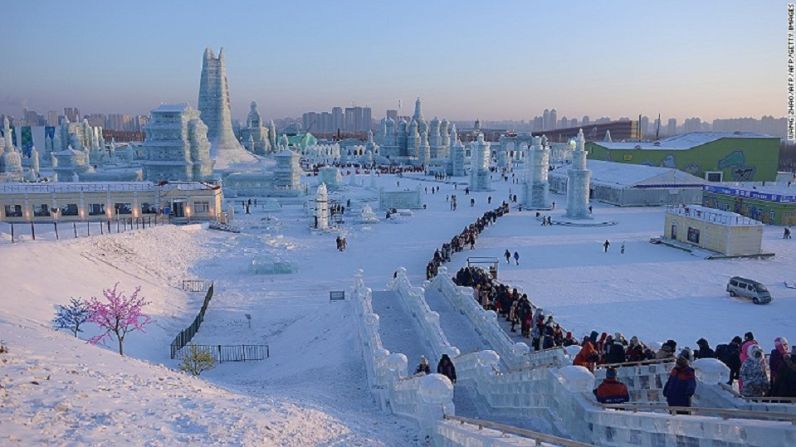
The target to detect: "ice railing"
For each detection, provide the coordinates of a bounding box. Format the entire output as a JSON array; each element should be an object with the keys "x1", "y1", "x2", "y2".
[
  {"x1": 350, "y1": 270, "x2": 454, "y2": 438},
  {"x1": 389, "y1": 267, "x2": 461, "y2": 363},
  {"x1": 594, "y1": 359, "x2": 674, "y2": 404},
  {"x1": 455, "y1": 353, "x2": 796, "y2": 446},
  {"x1": 430, "y1": 267, "x2": 571, "y2": 370}
]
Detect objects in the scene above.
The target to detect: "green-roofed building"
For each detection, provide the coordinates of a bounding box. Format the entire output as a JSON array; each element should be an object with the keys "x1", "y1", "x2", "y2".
[
  {"x1": 284, "y1": 132, "x2": 317, "y2": 151},
  {"x1": 586, "y1": 132, "x2": 780, "y2": 182}
]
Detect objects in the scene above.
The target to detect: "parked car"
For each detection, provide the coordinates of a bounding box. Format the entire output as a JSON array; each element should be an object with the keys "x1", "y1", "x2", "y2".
[{"x1": 726, "y1": 277, "x2": 772, "y2": 304}]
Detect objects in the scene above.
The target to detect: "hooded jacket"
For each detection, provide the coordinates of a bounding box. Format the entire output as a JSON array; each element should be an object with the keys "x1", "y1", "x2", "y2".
[{"x1": 739, "y1": 345, "x2": 769, "y2": 397}]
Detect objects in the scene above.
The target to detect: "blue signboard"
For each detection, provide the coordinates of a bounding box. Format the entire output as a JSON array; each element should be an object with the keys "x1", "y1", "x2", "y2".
[{"x1": 704, "y1": 185, "x2": 796, "y2": 204}]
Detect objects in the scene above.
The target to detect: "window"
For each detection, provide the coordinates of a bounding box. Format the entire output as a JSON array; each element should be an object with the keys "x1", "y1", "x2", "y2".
[
  {"x1": 705, "y1": 171, "x2": 723, "y2": 182},
  {"x1": 4, "y1": 204, "x2": 23, "y2": 217},
  {"x1": 730, "y1": 280, "x2": 738, "y2": 287},
  {"x1": 89, "y1": 203, "x2": 105, "y2": 216},
  {"x1": 193, "y1": 201, "x2": 210, "y2": 214},
  {"x1": 61, "y1": 203, "x2": 79, "y2": 216},
  {"x1": 114, "y1": 203, "x2": 132, "y2": 215},
  {"x1": 687, "y1": 227, "x2": 700, "y2": 244},
  {"x1": 141, "y1": 203, "x2": 157, "y2": 214},
  {"x1": 34, "y1": 204, "x2": 51, "y2": 217}
]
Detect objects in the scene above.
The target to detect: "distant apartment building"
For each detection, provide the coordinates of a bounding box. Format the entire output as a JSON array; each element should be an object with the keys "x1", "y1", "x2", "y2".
[
  {"x1": 64, "y1": 107, "x2": 80, "y2": 122},
  {"x1": 303, "y1": 106, "x2": 371, "y2": 133}
]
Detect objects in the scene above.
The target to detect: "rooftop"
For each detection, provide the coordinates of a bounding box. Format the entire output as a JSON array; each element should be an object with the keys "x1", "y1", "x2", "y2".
[
  {"x1": 551, "y1": 159, "x2": 706, "y2": 188},
  {"x1": 151, "y1": 103, "x2": 190, "y2": 113},
  {"x1": 0, "y1": 181, "x2": 219, "y2": 195},
  {"x1": 666, "y1": 204, "x2": 761, "y2": 226},
  {"x1": 591, "y1": 132, "x2": 774, "y2": 151}
]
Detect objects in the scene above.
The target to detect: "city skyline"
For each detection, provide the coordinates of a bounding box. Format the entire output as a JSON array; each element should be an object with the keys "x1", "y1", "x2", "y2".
[{"x1": 0, "y1": 1, "x2": 787, "y2": 122}]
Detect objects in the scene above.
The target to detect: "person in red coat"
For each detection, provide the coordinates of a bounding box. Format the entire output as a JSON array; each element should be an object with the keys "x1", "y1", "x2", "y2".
[
  {"x1": 594, "y1": 368, "x2": 630, "y2": 404},
  {"x1": 574, "y1": 339, "x2": 599, "y2": 372}
]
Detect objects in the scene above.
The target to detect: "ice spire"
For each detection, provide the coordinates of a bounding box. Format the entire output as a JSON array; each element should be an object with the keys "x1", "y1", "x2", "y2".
[
  {"x1": 413, "y1": 97, "x2": 423, "y2": 121},
  {"x1": 197, "y1": 47, "x2": 255, "y2": 168}
]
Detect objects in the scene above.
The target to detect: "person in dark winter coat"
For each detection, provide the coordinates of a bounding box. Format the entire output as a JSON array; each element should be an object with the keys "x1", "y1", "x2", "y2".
[
  {"x1": 694, "y1": 338, "x2": 715, "y2": 359},
  {"x1": 716, "y1": 336, "x2": 743, "y2": 385},
  {"x1": 605, "y1": 339, "x2": 627, "y2": 364},
  {"x1": 663, "y1": 350, "x2": 697, "y2": 409},
  {"x1": 415, "y1": 356, "x2": 431, "y2": 375},
  {"x1": 593, "y1": 368, "x2": 630, "y2": 404},
  {"x1": 437, "y1": 354, "x2": 457, "y2": 383},
  {"x1": 773, "y1": 346, "x2": 796, "y2": 397},
  {"x1": 504, "y1": 249, "x2": 511, "y2": 264},
  {"x1": 770, "y1": 337, "x2": 789, "y2": 386},
  {"x1": 626, "y1": 336, "x2": 645, "y2": 363}
]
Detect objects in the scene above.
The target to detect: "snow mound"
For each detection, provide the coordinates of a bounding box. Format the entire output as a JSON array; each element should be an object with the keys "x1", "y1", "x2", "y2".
[{"x1": 0, "y1": 317, "x2": 359, "y2": 446}]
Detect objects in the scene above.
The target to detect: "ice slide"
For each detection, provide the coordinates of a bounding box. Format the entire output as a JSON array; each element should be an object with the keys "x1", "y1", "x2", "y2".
[{"x1": 370, "y1": 290, "x2": 433, "y2": 370}]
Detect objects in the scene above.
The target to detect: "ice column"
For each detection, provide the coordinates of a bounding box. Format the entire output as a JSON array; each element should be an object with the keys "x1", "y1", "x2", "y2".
[
  {"x1": 524, "y1": 136, "x2": 550, "y2": 209},
  {"x1": 315, "y1": 182, "x2": 329, "y2": 230},
  {"x1": 566, "y1": 129, "x2": 591, "y2": 219},
  {"x1": 468, "y1": 133, "x2": 491, "y2": 191}
]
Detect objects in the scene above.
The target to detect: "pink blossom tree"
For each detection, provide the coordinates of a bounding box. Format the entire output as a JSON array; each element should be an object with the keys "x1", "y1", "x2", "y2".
[{"x1": 87, "y1": 283, "x2": 152, "y2": 355}]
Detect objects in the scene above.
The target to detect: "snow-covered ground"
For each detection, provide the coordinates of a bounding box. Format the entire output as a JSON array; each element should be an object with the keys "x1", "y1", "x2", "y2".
[{"x1": 1, "y1": 170, "x2": 794, "y2": 445}]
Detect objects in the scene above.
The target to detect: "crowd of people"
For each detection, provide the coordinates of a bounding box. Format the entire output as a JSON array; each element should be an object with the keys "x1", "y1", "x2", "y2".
[
  {"x1": 581, "y1": 331, "x2": 796, "y2": 406},
  {"x1": 425, "y1": 203, "x2": 511, "y2": 280},
  {"x1": 450, "y1": 263, "x2": 796, "y2": 406}
]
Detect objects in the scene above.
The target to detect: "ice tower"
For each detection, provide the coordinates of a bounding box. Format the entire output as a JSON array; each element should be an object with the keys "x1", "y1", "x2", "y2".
[
  {"x1": 566, "y1": 129, "x2": 591, "y2": 219},
  {"x1": 198, "y1": 47, "x2": 256, "y2": 169}
]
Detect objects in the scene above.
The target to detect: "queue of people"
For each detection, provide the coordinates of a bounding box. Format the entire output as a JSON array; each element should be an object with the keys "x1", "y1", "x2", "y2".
[{"x1": 426, "y1": 203, "x2": 511, "y2": 280}]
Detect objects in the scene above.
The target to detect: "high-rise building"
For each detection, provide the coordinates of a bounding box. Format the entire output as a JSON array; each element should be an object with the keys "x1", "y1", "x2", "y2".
[
  {"x1": 64, "y1": 107, "x2": 80, "y2": 122},
  {"x1": 332, "y1": 107, "x2": 343, "y2": 133},
  {"x1": 386, "y1": 109, "x2": 398, "y2": 122},
  {"x1": 550, "y1": 109, "x2": 558, "y2": 130},
  {"x1": 23, "y1": 109, "x2": 44, "y2": 126},
  {"x1": 86, "y1": 113, "x2": 105, "y2": 128},
  {"x1": 542, "y1": 109, "x2": 551, "y2": 130},
  {"x1": 362, "y1": 107, "x2": 372, "y2": 132},
  {"x1": 581, "y1": 116, "x2": 590, "y2": 126},
  {"x1": 318, "y1": 112, "x2": 329, "y2": 133},
  {"x1": 640, "y1": 115, "x2": 649, "y2": 138},
  {"x1": 303, "y1": 112, "x2": 319, "y2": 132},
  {"x1": 667, "y1": 118, "x2": 677, "y2": 136},
  {"x1": 197, "y1": 47, "x2": 256, "y2": 168},
  {"x1": 47, "y1": 111, "x2": 59, "y2": 127}
]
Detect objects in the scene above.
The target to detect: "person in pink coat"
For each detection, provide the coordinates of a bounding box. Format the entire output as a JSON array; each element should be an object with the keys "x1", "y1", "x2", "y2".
[{"x1": 739, "y1": 331, "x2": 759, "y2": 392}]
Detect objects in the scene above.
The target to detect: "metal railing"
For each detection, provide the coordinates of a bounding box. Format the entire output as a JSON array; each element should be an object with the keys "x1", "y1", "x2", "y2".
[
  {"x1": 443, "y1": 415, "x2": 593, "y2": 446},
  {"x1": 181, "y1": 279, "x2": 213, "y2": 293},
  {"x1": 602, "y1": 403, "x2": 796, "y2": 424},
  {"x1": 173, "y1": 344, "x2": 269, "y2": 363},
  {"x1": 170, "y1": 283, "x2": 214, "y2": 359}
]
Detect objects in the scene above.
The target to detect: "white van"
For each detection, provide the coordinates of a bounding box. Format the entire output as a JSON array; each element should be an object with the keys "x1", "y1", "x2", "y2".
[{"x1": 726, "y1": 277, "x2": 772, "y2": 305}]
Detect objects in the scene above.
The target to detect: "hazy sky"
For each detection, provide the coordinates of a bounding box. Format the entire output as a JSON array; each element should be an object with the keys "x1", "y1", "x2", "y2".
[{"x1": 0, "y1": 0, "x2": 787, "y2": 122}]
